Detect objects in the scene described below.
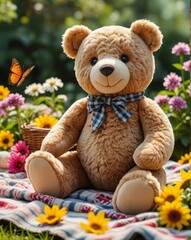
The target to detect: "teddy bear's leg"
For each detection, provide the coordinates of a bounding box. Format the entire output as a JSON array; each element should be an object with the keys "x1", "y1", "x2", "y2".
[
  {"x1": 25, "y1": 150, "x2": 90, "y2": 198},
  {"x1": 112, "y1": 166, "x2": 166, "y2": 215}
]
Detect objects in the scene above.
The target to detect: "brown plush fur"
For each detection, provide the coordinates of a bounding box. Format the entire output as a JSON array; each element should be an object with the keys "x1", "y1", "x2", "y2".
[{"x1": 26, "y1": 19, "x2": 174, "y2": 215}]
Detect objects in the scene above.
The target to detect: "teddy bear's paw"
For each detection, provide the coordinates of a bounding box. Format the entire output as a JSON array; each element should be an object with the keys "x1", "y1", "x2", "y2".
[
  {"x1": 113, "y1": 170, "x2": 160, "y2": 215},
  {"x1": 26, "y1": 151, "x2": 64, "y2": 197}
]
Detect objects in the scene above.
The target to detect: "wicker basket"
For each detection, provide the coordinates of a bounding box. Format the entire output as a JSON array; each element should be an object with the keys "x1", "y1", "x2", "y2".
[{"x1": 21, "y1": 124, "x2": 50, "y2": 152}]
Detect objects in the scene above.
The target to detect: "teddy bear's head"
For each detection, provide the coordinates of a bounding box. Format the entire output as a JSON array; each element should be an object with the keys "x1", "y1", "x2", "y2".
[{"x1": 62, "y1": 20, "x2": 163, "y2": 95}]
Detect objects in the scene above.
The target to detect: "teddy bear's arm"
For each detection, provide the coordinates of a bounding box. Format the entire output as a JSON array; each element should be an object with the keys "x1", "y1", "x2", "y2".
[
  {"x1": 133, "y1": 97, "x2": 174, "y2": 170},
  {"x1": 40, "y1": 97, "x2": 88, "y2": 158}
]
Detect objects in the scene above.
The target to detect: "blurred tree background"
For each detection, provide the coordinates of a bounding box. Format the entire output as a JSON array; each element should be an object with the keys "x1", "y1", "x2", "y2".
[{"x1": 0, "y1": 0, "x2": 189, "y2": 106}]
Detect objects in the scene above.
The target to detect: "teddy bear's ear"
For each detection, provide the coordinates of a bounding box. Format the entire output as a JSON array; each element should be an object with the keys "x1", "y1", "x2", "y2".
[
  {"x1": 131, "y1": 19, "x2": 163, "y2": 52},
  {"x1": 62, "y1": 25, "x2": 92, "y2": 59}
]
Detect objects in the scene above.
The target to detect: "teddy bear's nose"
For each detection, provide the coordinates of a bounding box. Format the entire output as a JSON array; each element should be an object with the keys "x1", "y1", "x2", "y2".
[{"x1": 100, "y1": 65, "x2": 114, "y2": 76}]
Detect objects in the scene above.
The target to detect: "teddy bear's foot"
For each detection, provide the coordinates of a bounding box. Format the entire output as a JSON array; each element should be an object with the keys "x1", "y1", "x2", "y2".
[
  {"x1": 26, "y1": 150, "x2": 90, "y2": 198},
  {"x1": 26, "y1": 151, "x2": 64, "y2": 197},
  {"x1": 113, "y1": 168, "x2": 164, "y2": 215}
]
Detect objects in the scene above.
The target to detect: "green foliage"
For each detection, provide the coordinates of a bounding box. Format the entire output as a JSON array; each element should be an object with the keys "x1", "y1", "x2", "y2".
[
  {"x1": 0, "y1": 221, "x2": 55, "y2": 240},
  {"x1": 0, "y1": 0, "x2": 17, "y2": 23},
  {"x1": 0, "y1": 0, "x2": 189, "y2": 101},
  {"x1": 155, "y1": 46, "x2": 191, "y2": 160},
  {"x1": 182, "y1": 187, "x2": 191, "y2": 207}
]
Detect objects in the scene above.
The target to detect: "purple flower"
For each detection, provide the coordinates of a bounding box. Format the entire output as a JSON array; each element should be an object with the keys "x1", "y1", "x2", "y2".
[
  {"x1": 11, "y1": 141, "x2": 30, "y2": 158},
  {"x1": 7, "y1": 153, "x2": 26, "y2": 173},
  {"x1": 172, "y1": 42, "x2": 190, "y2": 56},
  {"x1": 183, "y1": 60, "x2": 191, "y2": 72},
  {"x1": 163, "y1": 73, "x2": 182, "y2": 90},
  {"x1": 0, "y1": 98, "x2": 8, "y2": 109},
  {"x1": 187, "y1": 83, "x2": 191, "y2": 97},
  {"x1": 154, "y1": 95, "x2": 169, "y2": 106},
  {"x1": 7, "y1": 93, "x2": 25, "y2": 108},
  {"x1": 169, "y1": 96, "x2": 187, "y2": 111}
]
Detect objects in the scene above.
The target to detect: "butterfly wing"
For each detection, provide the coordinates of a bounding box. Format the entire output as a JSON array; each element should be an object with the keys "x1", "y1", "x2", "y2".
[
  {"x1": 17, "y1": 66, "x2": 35, "y2": 86},
  {"x1": 8, "y1": 58, "x2": 35, "y2": 86},
  {"x1": 8, "y1": 58, "x2": 23, "y2": 85}
]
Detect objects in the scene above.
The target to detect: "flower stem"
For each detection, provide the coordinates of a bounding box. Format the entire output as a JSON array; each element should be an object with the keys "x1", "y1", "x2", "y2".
[
  {"x1": 179, "y1": 54, "x2": 186, "y2": 93},
  {"x1": 180, "y1": 54, "x2": 185, "y2": 80},
  {"x1": 33, "y1": 96, "x2": 37, "y2": 104},
  {"x1": 51, "y1": 91, "x2": 56, "y2": 109},
  {"x1": 16, "y1": 105, "x2": 22, "y2": 132}
]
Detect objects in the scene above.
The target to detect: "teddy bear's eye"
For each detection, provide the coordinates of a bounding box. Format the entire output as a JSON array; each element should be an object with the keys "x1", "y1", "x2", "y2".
[
  {"x1": 91, "y1": 57, "x2": 98, "y2": 66},
  {"x1": 120, "y1": 55, "x2": 129, "y2": 63}
]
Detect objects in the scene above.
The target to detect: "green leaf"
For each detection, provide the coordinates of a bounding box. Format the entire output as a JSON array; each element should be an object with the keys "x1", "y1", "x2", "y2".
[
  {"x1": 34, "y1": 96, "x2": 50, "y2": 104},
  {"x1": 157, "y1": 90, "x2": 175, "y2": 96},
  {"x1": 172, "y1": 63, "x2": 182, "y2": 70},
  {"x1": 184, "y1": 79, "x2": 191, "y2": 86},
  {"x1": 174, "y1": 122, "x2": 184, "y2": 131}
]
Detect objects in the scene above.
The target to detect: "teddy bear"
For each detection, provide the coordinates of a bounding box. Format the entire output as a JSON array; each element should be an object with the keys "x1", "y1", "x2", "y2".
[{"x1": 26, "y1": 19, "x2": 174, "y2": 215}]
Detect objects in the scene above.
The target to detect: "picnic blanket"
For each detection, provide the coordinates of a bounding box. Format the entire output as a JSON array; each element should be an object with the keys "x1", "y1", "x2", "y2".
[{"x1": 0, "y1": 160, "x2": 190, "y2": 240}]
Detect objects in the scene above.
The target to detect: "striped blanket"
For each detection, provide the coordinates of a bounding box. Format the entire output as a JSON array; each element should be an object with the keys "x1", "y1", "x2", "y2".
[{"x1": 0, "y1": 161, "x2": 190, "y2": 240}]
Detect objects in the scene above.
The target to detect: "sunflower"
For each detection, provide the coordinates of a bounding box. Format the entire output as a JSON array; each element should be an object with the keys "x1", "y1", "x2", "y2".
[
  {"x1": 155, "y1": 184, "x2": 183, "y2": 207},
  {"x1": 0, "y1": 130, "x2": 14, "y2": 150},
  {"x1": 0, "y1": 85, "x2": 10, "y2": 100},
  {"x1": 36, "y1": 205, "x2": 67, "y2": 225},
  {"x1": 159, "y1": 201, "x2": 191, "y2": 230},
  {"x1": 34, "y1": 114, "x2": 58, "y2": 128},
  {"x1": 178, "y1": 152, "x2": 191, "y2": 164},
  {"x1": 175, "y1": 169, "x2": 191, "y2": 190},
  {"x1": 80, "y1": 211, "x2": 110, "y2": 235}
]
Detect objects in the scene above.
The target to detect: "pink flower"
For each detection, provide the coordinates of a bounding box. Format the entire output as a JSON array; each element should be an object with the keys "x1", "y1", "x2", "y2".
[
  {"x1": 7, "y1": 93, "x2": 25, "y2": 108},
  {"x1": 11, "y1": 141, "x2": 29, "y2": 158},
  {"x1": 0, "y1": 108, "x2": 7, "y2": 117},
  {"x1": 43, "y1": 107, "x2": 52, "y2": 115},
  {"x1": 163, "y1": 73, "x2": 182, "y2": 90},
  {"x1": 183, "y1": 60, "x2": 191, "y2": 72},
  {"x1": 7, "y1": 153, "x2": 26, "y2": 173},
  {"x1": 172, "y1": 42, "x2": 190, "y2": 56},
  {"x1": 154, "y1": 95, "x2": 169, "y2": 105},
  {"x1": 169, "y1": 96, "x2": 187, "y2": 111}
]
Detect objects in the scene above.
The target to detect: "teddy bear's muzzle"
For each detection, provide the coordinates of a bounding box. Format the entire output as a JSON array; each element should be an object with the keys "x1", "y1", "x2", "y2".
[
  {"x1": 90, "y1": 57, "x2": 130, "y2": 94},
  {"x1": 99, "y1": 65, "x2": 114, "y2": 76}
]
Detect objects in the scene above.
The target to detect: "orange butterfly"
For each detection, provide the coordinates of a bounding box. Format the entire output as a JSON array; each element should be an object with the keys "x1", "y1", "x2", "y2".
[{"x1": 8, "y1": 58, "x2": 35, "y2": 86}]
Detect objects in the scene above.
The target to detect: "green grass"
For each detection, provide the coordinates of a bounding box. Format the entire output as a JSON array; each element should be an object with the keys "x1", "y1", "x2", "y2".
[
  {"x1": 0, "y1": 221, "x2": 63, "y2": 240},
  {"x1": 1, "y1": 221, "x2": 190, "y2": 240}
]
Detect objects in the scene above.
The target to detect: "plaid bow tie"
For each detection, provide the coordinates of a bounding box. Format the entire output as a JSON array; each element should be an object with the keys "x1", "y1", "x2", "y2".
[{"x1": 87, "y1": 91, "x2": 145, "y2": 132}]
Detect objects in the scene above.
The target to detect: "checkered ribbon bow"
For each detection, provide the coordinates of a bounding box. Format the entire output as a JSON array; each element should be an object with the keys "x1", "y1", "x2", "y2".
[{"x1": 87, "y1": 91, "x2": 145, "y2": 132}]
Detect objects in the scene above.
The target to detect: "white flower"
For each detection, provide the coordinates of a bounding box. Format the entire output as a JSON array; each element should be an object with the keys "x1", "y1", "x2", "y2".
[
  {"x1": 25, "y1": 83, "x2": 44, "y2": 96},
  {"x1": 57, "y1": 94, "x2": 68, "y2": 102},
  {"x1": 43, "y1": 77, "x2": 63, "y2": 92}
]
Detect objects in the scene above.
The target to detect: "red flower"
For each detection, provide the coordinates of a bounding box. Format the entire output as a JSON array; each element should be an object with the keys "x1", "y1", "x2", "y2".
[
  {"x1": 8, "y1": 153, "x2": 26, "y2": 173},
  {"x1": 11, "y1": 140, "x2": 29, "y2": 158}
]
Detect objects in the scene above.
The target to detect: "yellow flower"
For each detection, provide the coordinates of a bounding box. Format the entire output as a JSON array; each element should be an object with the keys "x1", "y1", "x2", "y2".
[
  {"x1": 34, "y1": 114, "x2": 58, "y2": 128},
  {"x1": 159, "y1": 201, "x2": 191, "y2": 230},
  {"x1": 155, "y1": 184, "x2": 183, "y2": 207},
  {"x1": 0, "y1": 130, "x2": 14, "y2": 150},
  {"x1": 175, "y1": 169, "x2": 191, "y2": 190},
  {"x1": 178, "y1": 152, "x2": 191, "y2": 164},
  {"x1": 80, "y1": 211, "x2": 110, "y2": 235},
  {"x1": 36, "y1": 205, "x2": 67, "y2": 225},
  {"x1": 0, "y1": 85, "x2": 10, "y2": 100}
]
